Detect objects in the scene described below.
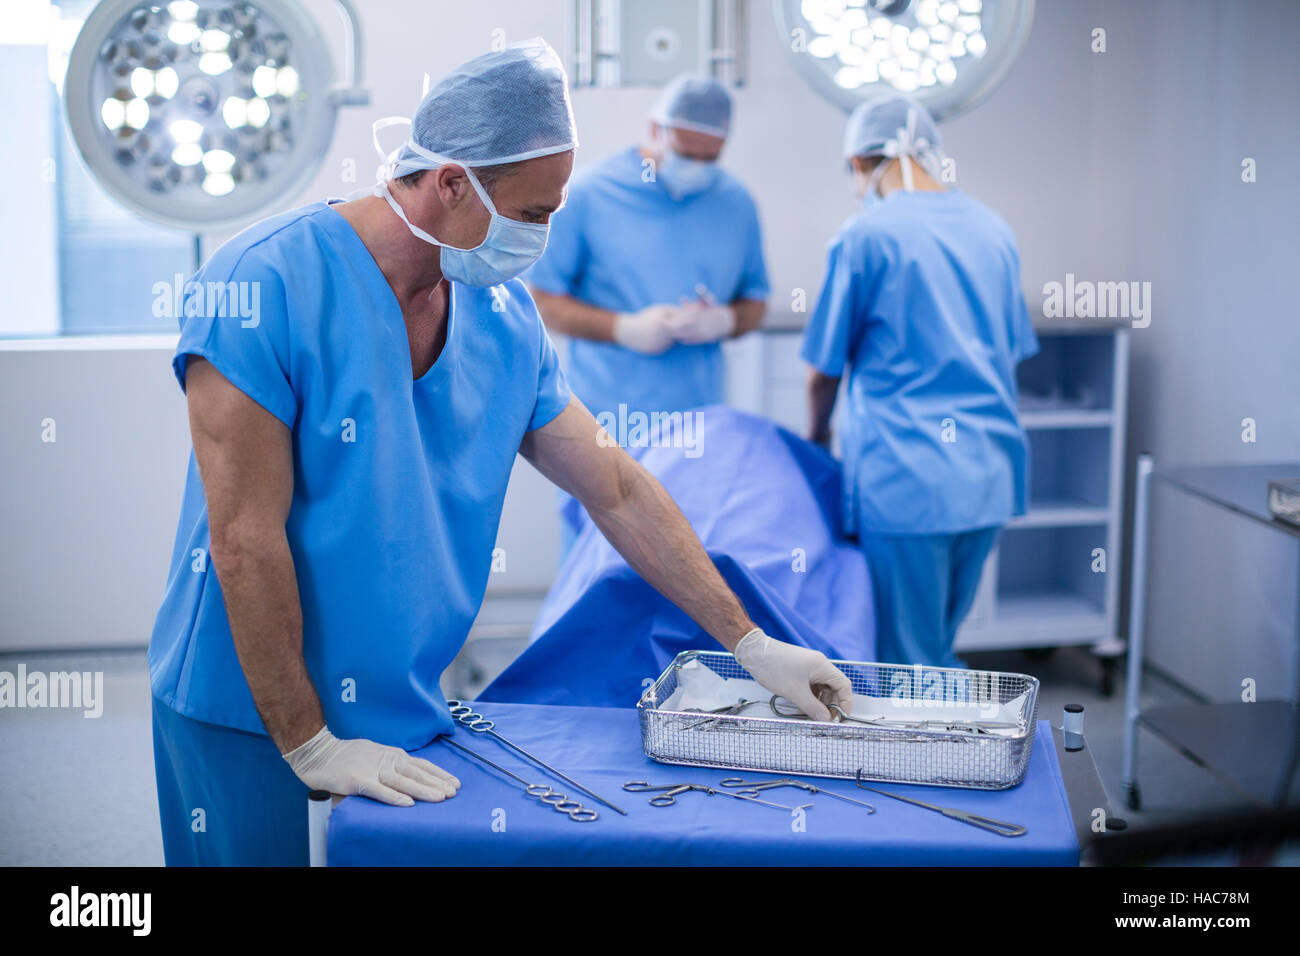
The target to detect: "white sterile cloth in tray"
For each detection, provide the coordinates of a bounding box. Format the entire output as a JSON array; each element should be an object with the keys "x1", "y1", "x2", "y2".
[{"x1": 659, "y1": 658, "x2": 1028, "y2": 736}]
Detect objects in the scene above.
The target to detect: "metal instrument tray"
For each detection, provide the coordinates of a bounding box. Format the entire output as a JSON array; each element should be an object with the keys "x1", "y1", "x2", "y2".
[{"x1": 637, "y1": 651, "x2": 1038, "y2": 790}]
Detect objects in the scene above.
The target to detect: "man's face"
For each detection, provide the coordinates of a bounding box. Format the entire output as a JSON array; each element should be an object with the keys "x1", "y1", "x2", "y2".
[
  {"x1": 485, "y1": 149, "x2": 575, "y2": 225},
  {"x1": 653, "y1": 122, "x2": 726, "y2": 162},
  {"x1": 425, "y1": 149, "x2": 574, "y2": 250}
]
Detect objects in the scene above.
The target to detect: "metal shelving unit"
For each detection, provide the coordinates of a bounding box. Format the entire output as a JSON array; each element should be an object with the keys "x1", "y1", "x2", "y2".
[{"x1": 956, "y1": 320, "x2": 1131, "y2": 692}]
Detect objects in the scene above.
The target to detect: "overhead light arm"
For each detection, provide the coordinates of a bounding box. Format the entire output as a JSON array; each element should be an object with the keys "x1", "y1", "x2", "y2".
[{"x1": 329, "y1": 0, "x2": 368, "y2": 106}]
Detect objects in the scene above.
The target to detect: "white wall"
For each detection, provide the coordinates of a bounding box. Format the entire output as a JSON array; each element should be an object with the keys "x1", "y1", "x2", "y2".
[
  {"x1": 2, "y1": 0, "x2": 1298, "y2": 662},
  {"x1": 0, "y1": 340, "x2": 187, "y2": 650}
]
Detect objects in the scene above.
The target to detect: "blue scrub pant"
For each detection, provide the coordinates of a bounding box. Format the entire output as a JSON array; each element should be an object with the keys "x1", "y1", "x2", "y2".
[
  {"x1": 152, "y1": 695, "x2": 310, "y2": 865},
  {"x1": 860, "y1": 527, "x2": 1000, "y2": 669}
]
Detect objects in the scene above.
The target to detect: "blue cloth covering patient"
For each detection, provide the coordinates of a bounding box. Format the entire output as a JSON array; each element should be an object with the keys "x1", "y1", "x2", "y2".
[{"x1": 482, "y1": 407, "x2": 875, "y2": 707}]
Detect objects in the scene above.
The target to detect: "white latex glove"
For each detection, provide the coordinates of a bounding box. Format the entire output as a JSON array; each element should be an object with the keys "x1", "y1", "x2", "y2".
[
  {"x1": 668, "y1": 303, "x2": 735, "y2": 344},
  {"x1": 282, "y1": 726, "x2": 461, "y2": 807},
  {"x1": 732, "y1": 628, "x2": 853, "y2": 722},
  {"x1": 613, "y1": 305, "x2": 679, "y2": 355}
]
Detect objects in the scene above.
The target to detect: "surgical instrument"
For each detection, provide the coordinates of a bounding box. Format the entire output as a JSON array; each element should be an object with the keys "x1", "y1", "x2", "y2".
[
  {"x1": 438, "y1": 736, "x2": 598, "y2": 822},
  {"x1": 623, "y1": 780, "x2": 811, "y2": 812},
  {"x1": 446, "y1": 700, "x2": 628, "y2": 816},
  {"x1": 855, "y1": 770, "x2": 1027, "y2": 837},
  {"x1": 682, "y1": 697, "x2": 766, "y2": 729},
  {"x1": 770, "y1": 695, "x2": 1021, "y2": 734},
  {"x1": 719, "y1": 776, "x2": 877, "y2": 813}
]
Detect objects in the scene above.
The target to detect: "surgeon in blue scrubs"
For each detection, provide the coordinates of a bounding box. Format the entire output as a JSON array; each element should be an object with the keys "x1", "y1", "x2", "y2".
[
  {"x1": 802, "y1": 95, "x2": 1038, "y2": 670},
  {"x1": 526, "y1": 73, "x2": 770, "y2": 430},
  {"x1": 148, "y1": 40, "x2": 851, "y2": 866}
]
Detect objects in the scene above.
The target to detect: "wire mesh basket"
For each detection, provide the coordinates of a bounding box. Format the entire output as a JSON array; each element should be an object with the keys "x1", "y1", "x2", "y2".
[{"x1": 637, "y1": 651, "x2": 1039, "y2": 790}]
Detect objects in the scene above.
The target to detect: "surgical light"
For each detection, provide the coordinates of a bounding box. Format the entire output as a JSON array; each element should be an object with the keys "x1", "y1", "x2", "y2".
[
  {"x1": 774, "y1": 0, "x2": 1033, "y2": 119},
  {"x1": 65, "y1": 0, "x2": 368, "y2": 231}
]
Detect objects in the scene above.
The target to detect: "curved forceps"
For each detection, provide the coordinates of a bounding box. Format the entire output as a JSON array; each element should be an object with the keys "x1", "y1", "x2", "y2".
[{"x1": 855, "y1": 770, "x2": 1027, "y2": 837}]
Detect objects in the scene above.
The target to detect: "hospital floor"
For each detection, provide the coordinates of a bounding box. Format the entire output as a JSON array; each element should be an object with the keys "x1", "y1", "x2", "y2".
[{"x1": 0, "y1": 645, "x2": 1291, "y2": 866}]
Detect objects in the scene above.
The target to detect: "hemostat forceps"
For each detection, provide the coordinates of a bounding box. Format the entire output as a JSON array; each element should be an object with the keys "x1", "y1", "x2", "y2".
[
  {"x1": 446, "y1": 700, "x2": 627, "y2": 815},
  {"x1": 719, "y1": 776, "x2": 877, "y2": 813},
  {"x1": 622, "y1": 781, "x2": 811, "y2": 812}
]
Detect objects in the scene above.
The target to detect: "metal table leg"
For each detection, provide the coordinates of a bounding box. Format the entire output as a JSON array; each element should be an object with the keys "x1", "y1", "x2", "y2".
[
  {"x1": 1122, "y1": 453, "x2": 1154, "y2": 811},
  {"x1": 1273, "y1": 558, "x2": 1300, "y2": 806}
]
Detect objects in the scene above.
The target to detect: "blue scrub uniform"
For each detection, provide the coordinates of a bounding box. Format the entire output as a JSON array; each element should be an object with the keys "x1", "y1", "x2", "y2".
[
  {"x1": 152, "y1": 696, "x2": 311, "y2": 865},
  {"x1": 525, "y1": 146, "x2": 769, "y2": 420},
  {"x1": 801, "y1": 189, "x2": 1037, "y2": 667},
  {"x1": 149, "y1": 200, "x2": 570, "y2": 864}
]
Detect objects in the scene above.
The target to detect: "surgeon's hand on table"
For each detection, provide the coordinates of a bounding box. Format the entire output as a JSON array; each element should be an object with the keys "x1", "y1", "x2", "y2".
[
  {"x1": 733, "y1": 628, "x2": 853, "y2": 722},
  {"x1": 668, "y1": 303, "x2": 735, "y2": 344},
  {"x1": 613, "y1": 305, "x2": 679, "y2": 355},
  {"x1": 282, "y1": 726, "x2": 460, "y2": 807}
]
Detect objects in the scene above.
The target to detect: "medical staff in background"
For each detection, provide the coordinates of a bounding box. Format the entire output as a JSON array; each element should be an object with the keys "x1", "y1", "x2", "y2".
[
  {"x1": 802, "y1": 94, "x2": 1038, "y2": 670},
  {"x1": 148, "y1": 40, "x2": 850, "y2": 866},
  {"x1": 526, "y1": 73, "x2": 770, "y2": 428}
]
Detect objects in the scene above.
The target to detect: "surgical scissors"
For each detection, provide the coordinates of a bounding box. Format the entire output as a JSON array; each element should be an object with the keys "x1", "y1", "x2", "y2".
[
  {"x1": 438, "y1": 736, "x2": 598, "y2": 822},
  {"x1": 769, "y1": 696, "x2": 1020, "y2": 734},
  {"x1": 446, "y1": 700, "x2": 628, "y2": 816},
  {"x1": 854, "y1": 770, "x2": 1027, "y2": 837},
  {"x1": 719, "y1": 776, "x2": 877, "y2": 813},
  {"x1": 623, "y1": 781, "x2": 811, "y2": 812}
]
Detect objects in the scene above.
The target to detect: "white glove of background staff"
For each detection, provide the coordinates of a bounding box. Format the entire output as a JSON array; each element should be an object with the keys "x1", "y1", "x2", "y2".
[
  {"x1": 613, "y1": 304, "x2": 679, "y2": 355},
  {"x1": 283, "y1": 726, "x2": 461, "y2": 806},
  {"x1": 733, "y1": 628, "x2": 854, "y2": 722},
  {"x1": 669, "y1": 303, "x2": 735, "y2": 344}
]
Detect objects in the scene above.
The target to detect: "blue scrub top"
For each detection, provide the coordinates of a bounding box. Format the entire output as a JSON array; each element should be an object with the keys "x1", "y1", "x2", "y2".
[
  {"x1": 801, "y1": 189, "x2": 1038, "y2": 535},
  {"x1": 525, "y1": 146, "x2": 769, "y2": 418},
  {"x1": 149, "y1": 201, "x2": 571, "y2": 750}
]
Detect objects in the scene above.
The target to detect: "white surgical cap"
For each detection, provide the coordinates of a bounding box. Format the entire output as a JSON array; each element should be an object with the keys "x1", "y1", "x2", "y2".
[
  {"x1": 383, "y1": 38, "x2": 578, "y2": 178},
  {"x1": 651, "y1": 74, "x2": 732, "y2": 138},
  {"x1": 842, "y1": 94, "x2": 943, "y2": 189}
]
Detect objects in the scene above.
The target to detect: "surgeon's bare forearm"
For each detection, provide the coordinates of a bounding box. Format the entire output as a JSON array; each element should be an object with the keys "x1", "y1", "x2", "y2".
[
  {"x1": 731, "y1": 298, "x2": 766, "y2": 337},
  {"x1": 806, "y1": 368, "x2": 840, "y2": 446},
  {"x1": 531, "y1": 288, "x2": 617, "y2": 342},
  {"x1": 587, "y1": 462, "x2": 755, "y2": 650},
  {"x1": 185, "y1": 357, "x2": 325, "y2": 755},
  {"x1": 209, "y1": 534, "x2": 324, "y2": 753}
]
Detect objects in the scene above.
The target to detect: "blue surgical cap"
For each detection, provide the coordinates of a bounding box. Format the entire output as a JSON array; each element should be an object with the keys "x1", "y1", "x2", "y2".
[
  {"x1": 843, "y1": 94, "x2": 942, "y2": 162},
  {"x1": 651, "y1": 74, "x2": 732, "y2": 138},
  {"x1": 390, "y1": 38, "x2": 578, "y2": 175}
]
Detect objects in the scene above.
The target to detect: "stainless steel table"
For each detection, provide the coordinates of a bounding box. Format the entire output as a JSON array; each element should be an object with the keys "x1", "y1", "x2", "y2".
[{"x1": 1123, "y1": 457, "x2": 1300, "y2": 810}]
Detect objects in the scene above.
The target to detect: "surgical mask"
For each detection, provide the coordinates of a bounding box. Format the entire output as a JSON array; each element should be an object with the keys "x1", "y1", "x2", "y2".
[
  {"x1": 376, "y1": 169, "x2": 549, "y2": 288},
  {"x1": 658, "y1": 151, "x2": 719, "y2": 200}
]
